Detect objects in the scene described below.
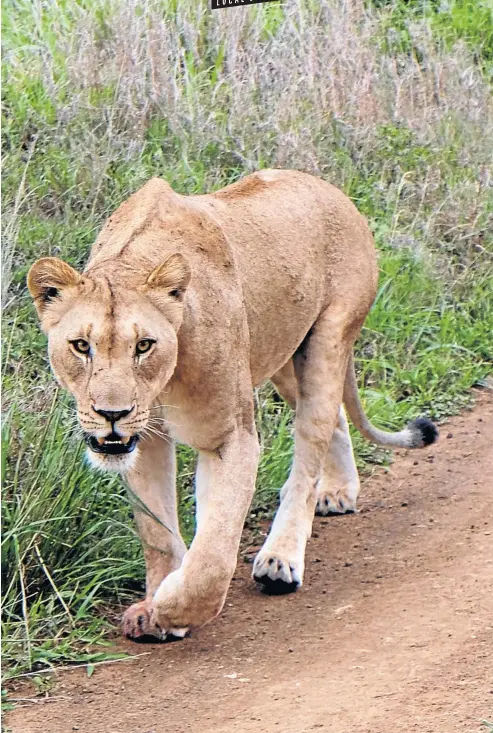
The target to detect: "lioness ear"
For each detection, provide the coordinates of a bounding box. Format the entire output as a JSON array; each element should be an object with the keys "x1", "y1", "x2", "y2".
[
  {"x1": 146, "y1": 253, "x2": 191, "y2": 298},
  {"x1": 27, "y1": 257, "x2": 82, "y2": 317}
]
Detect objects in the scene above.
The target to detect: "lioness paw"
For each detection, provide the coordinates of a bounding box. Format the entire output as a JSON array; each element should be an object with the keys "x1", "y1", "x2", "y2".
[
  {"x1": 149, "y1": 567, "x2": 225, "y2": 638},
  {"x1": 122, "y1": 600, "x2": 153, "y2": 639},
  {"x1": 315, "y1": 487, "x2": 357, "y2": 516},
  {"x1": 122, "y1": 600, "x2": 188, "y2": 642},
  {"x1": 147, "y1": 600, "x2": 191, "y2": 642},
  {"x1": 148, "y1": 614, "x2": 189, "y2": 642},
  {"x1": 252, "y1": 551, "x2": 302, "y2": 594}
]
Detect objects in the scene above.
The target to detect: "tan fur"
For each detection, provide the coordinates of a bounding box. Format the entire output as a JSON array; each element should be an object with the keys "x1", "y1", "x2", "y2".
[{"x1": 28, "y1": 169, "x2": 434, "y2": 640}]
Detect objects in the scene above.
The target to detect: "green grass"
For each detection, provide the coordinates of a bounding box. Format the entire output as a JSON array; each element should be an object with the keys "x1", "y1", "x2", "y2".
[
  {"x1": 2, "y1": 0, "x2": 493, "y2": 685},
  {"x1": 368, "y1": 0, "x2": 493, "y2": 75}
]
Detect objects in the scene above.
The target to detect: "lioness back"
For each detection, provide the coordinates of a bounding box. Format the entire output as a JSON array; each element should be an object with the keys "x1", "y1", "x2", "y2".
[
  {"x1": 203, "y1": 169, "x2": 378, "y2": 384},
  {"x1": 85, "y1": 168, "x2": 378, "y2": 387},
  {"x1": 87, "y1": 170, "x2": 377, "y2": 385}
]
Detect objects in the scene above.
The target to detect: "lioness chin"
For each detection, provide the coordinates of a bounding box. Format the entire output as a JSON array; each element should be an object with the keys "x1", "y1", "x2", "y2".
[{"x1": 28, "y1": 169, "x2": 437, "y2": 641}]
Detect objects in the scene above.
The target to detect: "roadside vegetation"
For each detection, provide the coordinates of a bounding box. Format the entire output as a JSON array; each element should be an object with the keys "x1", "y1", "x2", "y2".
[{"x1": 2, "y1": 0, "x2": 492, "y2": 681}]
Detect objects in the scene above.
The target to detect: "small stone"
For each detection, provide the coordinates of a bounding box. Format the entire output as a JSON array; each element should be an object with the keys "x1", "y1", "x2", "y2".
[{"x1": 447, "y1": 432, "x2": 453, "y2": 439}]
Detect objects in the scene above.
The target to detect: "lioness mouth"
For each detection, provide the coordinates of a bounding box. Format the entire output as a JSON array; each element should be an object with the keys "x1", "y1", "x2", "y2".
[{"x1": 87, "y1": 432, "x2": 139, "y2": 455}]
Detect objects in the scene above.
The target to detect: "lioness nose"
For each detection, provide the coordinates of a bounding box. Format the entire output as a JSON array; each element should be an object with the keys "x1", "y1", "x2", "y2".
[{"x1": 93, "y1": 406, "x2": 133, "y2": 424}]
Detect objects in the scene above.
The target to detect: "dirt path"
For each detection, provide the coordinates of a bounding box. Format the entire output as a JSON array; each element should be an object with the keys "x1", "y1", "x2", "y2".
[{"x1": 7, "y1": 392, "x2": 493, "y2": 733}]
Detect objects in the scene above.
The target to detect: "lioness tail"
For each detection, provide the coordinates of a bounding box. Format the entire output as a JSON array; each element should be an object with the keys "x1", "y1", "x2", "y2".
[{"x1": 343, "y1": 353, "x2": 438, "y2": 449}]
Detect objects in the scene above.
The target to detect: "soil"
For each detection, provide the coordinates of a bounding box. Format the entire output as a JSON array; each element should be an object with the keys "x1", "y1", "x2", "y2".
[{"x1": 6, "y1": 391, "x2": 493, "y2": 733}]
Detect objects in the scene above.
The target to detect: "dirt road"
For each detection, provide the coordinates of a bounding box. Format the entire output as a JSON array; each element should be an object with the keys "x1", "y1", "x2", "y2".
[{"x1": 7, "y1": 392, "x2": 493, "y2": 733}]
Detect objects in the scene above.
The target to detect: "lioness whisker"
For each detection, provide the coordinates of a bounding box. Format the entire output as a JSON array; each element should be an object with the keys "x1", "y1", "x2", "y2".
[
  {"x1": 147, "y1": 417, "x2": 171, "y2": 427},
  {"x1": 145, "y1": 425, "x2": 172, "y2": 442},
  {"x1": 142, "y1": 425, "x2": 171, "y2": 444},
  {"x1": 147, "y1": 416, "x2": 177, "y2": 429}
]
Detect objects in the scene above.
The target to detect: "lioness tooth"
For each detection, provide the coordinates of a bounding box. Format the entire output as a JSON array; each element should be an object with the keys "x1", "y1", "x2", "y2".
[
  {"x1": 121, "y1": 437, "x2": 130, "y2": 444},
  {"x1": 97, "y1": 437, "x2": 105, "y2": 445}
]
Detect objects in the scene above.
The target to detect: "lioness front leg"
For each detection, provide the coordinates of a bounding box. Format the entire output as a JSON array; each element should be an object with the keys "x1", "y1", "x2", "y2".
[
  {"x1": 149, "y1": 423, "x2": 259, "y2": 639},
  {"x1": 123, "y1": 432, "x2": 186, "y2": 639},
  {"x1": 254, "y1": 309, "x2": 355, "y2": 592}
]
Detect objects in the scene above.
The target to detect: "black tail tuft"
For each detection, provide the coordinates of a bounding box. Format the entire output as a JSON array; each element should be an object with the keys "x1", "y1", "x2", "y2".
[{"x1": 408, "y1": 417, "x2": 439, "y2": 448}]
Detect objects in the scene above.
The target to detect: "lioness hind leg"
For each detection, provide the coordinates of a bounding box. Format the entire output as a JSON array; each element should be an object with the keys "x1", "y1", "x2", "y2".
[
  {"x1": 272, "y1": 364, "x2": 360, "y2": 516},
  {"x1": 253, "y1": 309, "x2": 354, "y2": 593},
  {"x1": 315, "y1": 405, "x2": 360, "y2": 515},
  {"x1": 271, "y1": 359, "x2": 298, "y2": 409}
]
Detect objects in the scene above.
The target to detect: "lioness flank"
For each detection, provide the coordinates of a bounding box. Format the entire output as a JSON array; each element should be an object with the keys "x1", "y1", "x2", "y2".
[{"x1": 28, "y1": 169, "x2": 438, "y2": 641}]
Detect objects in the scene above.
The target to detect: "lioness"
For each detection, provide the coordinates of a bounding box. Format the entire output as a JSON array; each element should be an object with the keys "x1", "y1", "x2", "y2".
[{"x1": 28, "y1": 170, "x2": 437, "y2": 640}]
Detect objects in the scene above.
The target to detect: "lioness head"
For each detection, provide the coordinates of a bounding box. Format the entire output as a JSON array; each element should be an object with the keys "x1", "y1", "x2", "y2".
[{"x1": 27, "y1": 253, "x2": 191, "y2": 472}]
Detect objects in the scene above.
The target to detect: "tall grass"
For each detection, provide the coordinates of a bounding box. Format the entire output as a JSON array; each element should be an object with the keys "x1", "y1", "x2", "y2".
[{"x1": 2, "y1": 0, "x2": 493, "y2": 679}]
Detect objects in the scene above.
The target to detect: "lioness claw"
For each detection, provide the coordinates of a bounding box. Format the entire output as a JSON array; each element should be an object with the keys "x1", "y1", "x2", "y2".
[
  {"x1": 315, "y1": 490, "x2": 357, "y2": 516},
  {"x1": 253, "y1": 551, "x2": 302, "y2": 594}
]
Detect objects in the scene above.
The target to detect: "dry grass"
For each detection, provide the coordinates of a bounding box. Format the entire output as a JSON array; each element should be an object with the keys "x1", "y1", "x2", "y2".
[
  {"x1": 3, "y1": 1, "x2": 492, "y2": 290},
  {"x1": 4, "y1": 6, "x2": 492, "y2": 178}
]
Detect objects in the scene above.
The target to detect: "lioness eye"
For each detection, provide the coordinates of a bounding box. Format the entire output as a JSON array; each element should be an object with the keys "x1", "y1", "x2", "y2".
[
  {"x1": 136, "y1": 339, "x2": 154, "y2": 355},
  {"x1": 71, "y1": 339, "x2": 90, "y2": 354}
]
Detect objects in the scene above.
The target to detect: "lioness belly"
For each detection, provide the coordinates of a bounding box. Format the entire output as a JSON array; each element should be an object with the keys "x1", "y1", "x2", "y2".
[{"x1": 246, "y1": 281, "x2": 324, "y2": 387}]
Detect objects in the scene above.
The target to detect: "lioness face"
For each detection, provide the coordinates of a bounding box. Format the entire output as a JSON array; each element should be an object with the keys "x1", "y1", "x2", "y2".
[{"x1": 27, "y1": 254, "x2": 191, "y2": 472}]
